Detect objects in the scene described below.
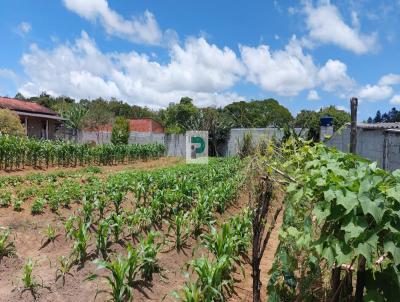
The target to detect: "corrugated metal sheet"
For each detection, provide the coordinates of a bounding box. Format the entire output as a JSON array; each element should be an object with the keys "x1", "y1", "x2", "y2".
[
  {"x1": 357, "y1": 123, "x2": 400, "y2": 129},
  {"x1": 0, "y1": 97, "x2": 57, "y2": 115}
]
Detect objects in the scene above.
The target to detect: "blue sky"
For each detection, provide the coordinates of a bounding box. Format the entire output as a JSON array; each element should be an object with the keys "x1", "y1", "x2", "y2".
[{"x1": 0, "y1": 0, "x2": 400, "y2": 119}]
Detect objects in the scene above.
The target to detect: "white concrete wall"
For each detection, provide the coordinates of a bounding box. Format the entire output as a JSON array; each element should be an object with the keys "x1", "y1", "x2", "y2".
[
  {"x1": 79, "y1": 130, "x2": 185, "y2": 157},
  {"x1": 326, "y1": 126, "x2": 400, "y2": 170}
]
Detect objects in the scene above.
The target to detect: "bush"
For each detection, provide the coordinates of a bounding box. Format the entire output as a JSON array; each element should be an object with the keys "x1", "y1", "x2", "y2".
[
  {"x1": 111, "y1": 117, "x2": 130, "y2": 145},
  {"x1": 0, "y1": 109, "x2": 25, "y2": 136}
]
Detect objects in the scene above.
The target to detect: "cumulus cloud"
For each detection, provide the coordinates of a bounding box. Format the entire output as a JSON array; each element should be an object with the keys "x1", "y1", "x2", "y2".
[
  {"x1": 240, "y1": 37, "x2": 353, "y2": 97},
  {"x1": 390, "y1": 95, "x2": 400, "y2": 104},
  {"x1": 358, "y1": 84, "x2": 393, "y2": 101},
  {"x1": 240, "y1": 37, "x2": 317, "y2": 96},
  {"x1": 318, "y1": 59, "x2": 355, "y2": 92},
  {"x1": 63, "y1": 0, "x2": 169, "y2": 45},
  {"x1": 19, "y1": 31, "x2": 245, "y2": 108},
  {"x1": 378, "y1": 73, "x2": 400, "y2": 86},
  {"x1": 303, "y1": 1, "x2": 378, "y2": 54},
  {"x1": 307, "y1": 90, "x2": 320, "y2": 101}
]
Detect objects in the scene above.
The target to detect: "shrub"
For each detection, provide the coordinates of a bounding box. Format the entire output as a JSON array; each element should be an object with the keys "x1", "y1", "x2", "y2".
[
  {"x1": 111, "y1": 117, "x2": 130, "y2": 145},
  {"x1": 0, "y1": 109, "x2": 25, "y2": 136}
]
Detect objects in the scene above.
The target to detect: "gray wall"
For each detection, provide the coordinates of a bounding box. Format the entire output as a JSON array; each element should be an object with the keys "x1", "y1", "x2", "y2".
[
  {"x1": 326, "y1": 126, "x2": 400, "y2": 171},
  {"x1": 79, "y1": 130, "x2": 185, "y2": 157},
  {"x1": 226, "y1": 128, "x2": 305, "y2": 156}
]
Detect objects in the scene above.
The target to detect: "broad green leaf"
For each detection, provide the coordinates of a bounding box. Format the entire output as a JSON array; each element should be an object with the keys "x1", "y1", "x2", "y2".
[
  {"x1": 384, "y1": 241, "x2": 400, "y2": 265},
  {"x1": 359, "y1": 194, "x2": 384, "y2": 224},
  {"x1": 341, "y1": 219, "x2": 366, "y2": 241},
  {"x1": 322, "y1": 246, "x2": 335, "y2": 266},
  {"x1": 324, "y1": 189, "x2": 335, "y2": 202},
  {"x1": 336, "y1": 189, "x2": 357, "y2": 214}
]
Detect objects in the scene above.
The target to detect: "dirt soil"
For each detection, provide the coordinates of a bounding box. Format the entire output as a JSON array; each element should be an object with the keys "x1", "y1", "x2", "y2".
[
  {"x1": 228, "y1": 195, "x2": 284, "y2": 302},
  {"x1": 0, "y1": 164, "x2": 284, "y2": 302},
  {"x1": 0, "y1": 157, "x2": 182, "y2": 178}
]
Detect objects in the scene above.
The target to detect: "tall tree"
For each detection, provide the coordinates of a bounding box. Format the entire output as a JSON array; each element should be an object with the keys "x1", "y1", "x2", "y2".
[{"x1": 0, "y1": 109, "x2": 25, "y2": 136}]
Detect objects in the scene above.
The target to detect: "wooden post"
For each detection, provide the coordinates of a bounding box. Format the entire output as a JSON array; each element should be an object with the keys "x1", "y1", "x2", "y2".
[
  {"x1": 46, "y1": 119, "x2": 49, "y2": 140},
  {"x1": 350, "y1": 97, "x2": 358, "y2": 154},
  {"x1": 25, "y1": 117, "x2": 28, "y2": 136}
]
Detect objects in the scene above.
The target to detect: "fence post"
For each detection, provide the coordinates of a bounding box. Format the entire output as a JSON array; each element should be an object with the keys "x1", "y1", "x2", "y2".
[{"x1": 350, "y1": 97, "x2": 358, "y2": 154}]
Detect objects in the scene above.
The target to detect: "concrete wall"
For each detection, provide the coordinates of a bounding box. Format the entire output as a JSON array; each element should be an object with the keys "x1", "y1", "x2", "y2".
[
  {"x1": 226, "y1": 128, "x2": 305, "y2": 156},
  {"x1": 326, "y1": 126, "x2": 400, "y2": 171},
  {"x1": 79, "y1": 130, "x2": 185, "y2": 157}
]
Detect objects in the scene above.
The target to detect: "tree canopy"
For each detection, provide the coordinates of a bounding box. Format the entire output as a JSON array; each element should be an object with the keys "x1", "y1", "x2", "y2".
[{"x1": 111, "y1": 117, "x2": 130, "y2": 145}]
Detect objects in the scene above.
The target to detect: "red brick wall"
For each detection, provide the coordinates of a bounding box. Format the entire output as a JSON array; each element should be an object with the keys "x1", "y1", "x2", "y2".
[{"x1": 129, "y1": 119, "x2": 164, "y2": 133}]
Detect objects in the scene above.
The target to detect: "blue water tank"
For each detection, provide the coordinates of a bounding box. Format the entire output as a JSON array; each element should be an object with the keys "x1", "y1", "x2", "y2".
[{"x1": 320, "y1": 116, "x2": 333, "y2": 126}]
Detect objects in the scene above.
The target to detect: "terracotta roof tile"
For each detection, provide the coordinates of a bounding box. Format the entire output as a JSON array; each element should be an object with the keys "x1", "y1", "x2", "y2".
[{"x1": 0, "y1": 97, "x2": 57, "y2": 115}]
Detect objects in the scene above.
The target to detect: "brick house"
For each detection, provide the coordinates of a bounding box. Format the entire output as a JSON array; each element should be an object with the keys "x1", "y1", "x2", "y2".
[
  {"x1": 96, "y1": 118, "x2": 164, "y2": 133},
  {"x1": 0, "y1": 96, "x2": 66, "y2": 139}
]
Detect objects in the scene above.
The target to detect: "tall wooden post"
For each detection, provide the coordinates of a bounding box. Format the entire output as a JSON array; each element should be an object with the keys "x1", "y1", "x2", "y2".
[{"x1": 350, "y1": 97, "x2": 358, "y2": 154}]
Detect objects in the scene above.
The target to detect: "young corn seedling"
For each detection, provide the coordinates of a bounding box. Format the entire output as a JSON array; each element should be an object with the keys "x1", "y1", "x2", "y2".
[
  {"x1": 201, "y1": 224, "x2": 238, "y2": 262},
  {"x1": 138, "y1": 231, "x2": 162, "y2": 281},
  {"x1": 168, "y1": 211, "x2": 190, "y2": 251},
  {"x1": 55, "y1": 256, "x2": 73, "y2": 286},
  {"x1": 95, "y1": 219, "x2": 111, "y2": 259},
  {"x1": 126, "y1": 243, "x2": 140, "y2": 286},
  {"x1": 40, "y1": 224, "x2": 60, "y2": 249},
  {"x1": 71, "y1": 218, "x2": 91, "y2": 264},
  {"x1": 110, "y1": 191, "x2": 124, "y2": 215},
  {"x1": 109, "y1": 213, "x2": 125, "y2": 244},
  {"x1": 82, "y1": 198, "x2": 95, "y2": 224},
  {"x1": 21, "y1": 258, "x2": 37, "y2": 289},
  {"x1": 0, "y1": 227, "x2": 15, "y2": 259},
  {"x1": 188, "y1": 256, "x2": 234, "y2": 301},
  {"x1": 31, "y1": 198, "x2": 46, "y2": 215},
  {"x1": 90, "y1": 256, "x2": 132, "y2": 302},
  {"x1": 94, "y1": 194, "x2": 108, "y2": 219},
  {"x1": 64, "y1": 215, "x2": 77, "y2": 239},
  {"x1": 174, "y1": 280, "x2": 204, "y2": 302}
]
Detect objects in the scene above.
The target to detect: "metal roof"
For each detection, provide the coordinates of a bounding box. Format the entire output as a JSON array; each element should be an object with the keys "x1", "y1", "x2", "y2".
[{"x1": 357, "y1": 123, "x2": 400, "y2": 129}]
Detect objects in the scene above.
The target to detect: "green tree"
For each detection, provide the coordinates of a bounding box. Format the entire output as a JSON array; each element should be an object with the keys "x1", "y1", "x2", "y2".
[
  {"x1": 60, "y1": 104, "x2": 88, "y2": 141},
  {"x1": 111, "y1": 117, "x2": 130, "y2": 145},
  {"x1": 162, "y1": 97, "x2": 200, "y2": 133},
  {"x1": 295, "y1": 106, "x2": 350, "y2": 141},
  {"x1": 0, "y1": 109, "x2": 25, "y2": 136},
  {"x1": 223, "y1": 99, "x2": 293, "y2": 128}
]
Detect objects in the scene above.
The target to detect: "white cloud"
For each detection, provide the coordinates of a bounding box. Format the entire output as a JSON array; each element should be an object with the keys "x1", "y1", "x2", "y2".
[
  {"x1": 17, "y1": 22, "x2": 31, "y2": 36},
  {"x1": 336, "y1": 105, "x2": 348, "y2": 112},
  {"x1": 240, "y1": 37, "x2": 317, "y2": 96},
  {"x1": 0, "y1": 68, "x2": 19, "y2": 83},
  {"x1": 307, "y1": 90, "x2": 320, "y2": 101},
  {"x1": 63, "y1": 0, "x2": 168, "y2": 45},
  {"x1": 318, "y1": 59, "x2": 355, "y2": 92},
  {"x1": 378, "y1": 73, "x2": 400, "y2": 86},
  {"x1": 358, "y1": 84, "x2": 393, "y2": 101},
  {"x1": 304, "y1": 2, "x2": 378, "y2": 54},
  {"x1": 390, "y1": 95, "x2": 400, "y2": 104},
  {"x1": 19, "y1": 31, "x2": 245, "y2": 108}
]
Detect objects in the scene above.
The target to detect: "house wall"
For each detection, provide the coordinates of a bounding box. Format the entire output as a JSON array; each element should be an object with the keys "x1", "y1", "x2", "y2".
[
  {"x1": 325, "y1": 126, "x2": 400, "y2": 171},
  {"x1": 23, "y1": 117, "x2": 57, "y2": 139}
]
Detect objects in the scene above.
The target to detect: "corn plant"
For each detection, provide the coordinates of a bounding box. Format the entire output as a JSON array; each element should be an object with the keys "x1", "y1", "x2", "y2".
[
  {"x1": 41, "y1": 224, "x2": 59, "y2": 248},
  {"x1": 94, "y1": 194, "x2": 108, "y2": 219},
  {"x1": 126, "y1": 243, "x2": 140, "y2": 286},
  {"x1": 0, "y1": 227, "x2": 15, "y2": 259},
  {"x1": 138, "y1": 231, "x2": 162, "y2": 281},
  {"x1": 187, "y1": 256, "x2": 234, "y2": 301},
  {"x1": 201, "y1": 224, "x2": 238, "y2": 262},
  {"x1": 21, "y1": 258, "x2": 37, "y2": 289},
  {"x1": 90, "y1": 256, "x2": 132, "y2": 302},
  {"x1": 95, "y1": 219, "x2": 111, "y2": 259},
  {"x1": 168, "y1": 211, "x2": 190, "y2": 251},
  {"x1": 175, "y1": 280, "x2": 204, "y2": 302},
  {"x1": 109, "y1": 213, "x2": 125, "y2": 244},
  {"x1": 71, "y1": 217, "x2": 91, "y2": 264},
  {"x1": 110, "y1": 191, "x2": 124, "y2": 215},
  {"x1": 64, "y1": 215, "x2": 77, "y2": 239},
  {"x1": 55, "y1": 256, "x2": 73, "y2": 286}
]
